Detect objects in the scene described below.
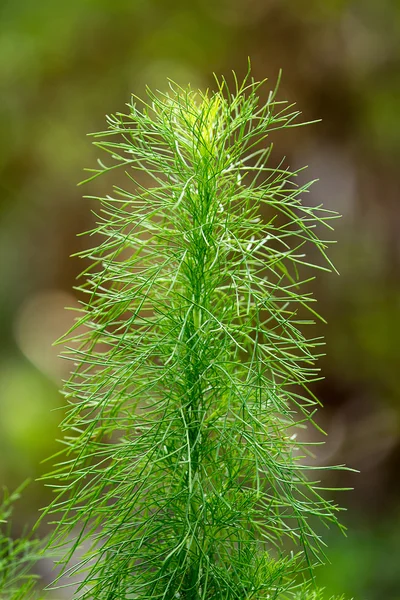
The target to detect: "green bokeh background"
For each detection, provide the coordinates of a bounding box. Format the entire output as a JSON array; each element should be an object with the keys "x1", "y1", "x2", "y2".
[{"x1": 1, "y1": 1, "x2": 399, "y2": 597}]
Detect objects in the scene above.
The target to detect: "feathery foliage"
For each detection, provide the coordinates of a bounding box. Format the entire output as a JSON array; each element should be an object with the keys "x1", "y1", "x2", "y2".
[
  {"x1": 0, "y1": 485, "x2": 43, "y2": 599},
  {"x1": 42, "y1": 70, "x2": 346, "y2": 599},
  {"x1": 289, "y1": 588, "x2": 348, "y2": 600}
]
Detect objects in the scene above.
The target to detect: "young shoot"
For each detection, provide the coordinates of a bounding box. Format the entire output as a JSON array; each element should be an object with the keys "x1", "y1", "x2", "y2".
[{"x1": 41, "y1": 69, "x2": 348, "y2": 600}]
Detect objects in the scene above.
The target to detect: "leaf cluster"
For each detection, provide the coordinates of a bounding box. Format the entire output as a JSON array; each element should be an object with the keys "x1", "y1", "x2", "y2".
[
  {"x1": 38, "y1": 71, "x2": 347, "y2": 599},
  {"x1": 0, "y1": 485, "x2": 44, "y2": 600}
]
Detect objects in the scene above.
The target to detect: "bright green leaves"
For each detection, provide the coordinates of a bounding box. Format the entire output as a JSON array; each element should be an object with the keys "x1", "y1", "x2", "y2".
[{"x1": 44, "y1": 70, "x2": 346, "y2": 598}]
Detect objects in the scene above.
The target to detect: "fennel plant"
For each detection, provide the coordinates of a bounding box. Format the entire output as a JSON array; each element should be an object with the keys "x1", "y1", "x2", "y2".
[{"x1": 40, "y1": 70, "x2": 348, "y2": 599}]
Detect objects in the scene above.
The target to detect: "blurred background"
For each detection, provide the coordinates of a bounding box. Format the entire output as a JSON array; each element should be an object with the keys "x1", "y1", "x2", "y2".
[{"x1": 0, "y1": 0, "x2": 399, "y2": 597}]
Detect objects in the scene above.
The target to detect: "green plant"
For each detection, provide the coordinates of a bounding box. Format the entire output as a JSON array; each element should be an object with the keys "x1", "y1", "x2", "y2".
[
  {"x1": 35, "y1": 70, "x2": 348, "y2": 599},
  {"x1": 0, "y1": 485, "x2": 44, "y2": 600}
]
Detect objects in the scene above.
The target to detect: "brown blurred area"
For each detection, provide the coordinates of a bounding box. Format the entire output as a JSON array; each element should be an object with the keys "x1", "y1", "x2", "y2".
[{"x1": 0, "y1": 1, "x2": 399, "y2": 597}]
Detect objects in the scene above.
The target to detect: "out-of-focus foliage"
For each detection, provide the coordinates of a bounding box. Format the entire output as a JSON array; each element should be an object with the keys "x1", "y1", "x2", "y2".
[
  {"x1": 289, "y1": 587, "x2": 347, "y2": 600},
  {"x1": 0, "y1": 485, "x2": 43, "y2": 599},
  {"x1": 0, "y1": 0, "x2": 399, "y2": 598}
]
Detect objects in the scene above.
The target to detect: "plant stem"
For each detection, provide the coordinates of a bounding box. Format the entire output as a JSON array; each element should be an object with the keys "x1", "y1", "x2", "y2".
[{"x1": 182, "y1": 187, "x2": 210, "y2": 598}]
